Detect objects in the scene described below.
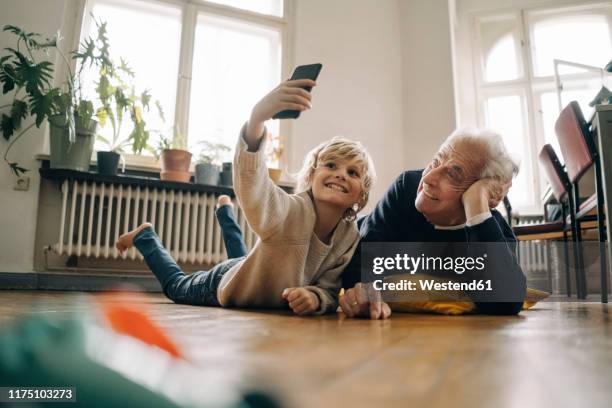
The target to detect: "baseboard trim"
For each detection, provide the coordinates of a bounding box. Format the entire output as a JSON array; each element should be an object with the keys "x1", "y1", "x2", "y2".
[{"x1": 0, "y1": 272, "x2": 161, "y2": 292}]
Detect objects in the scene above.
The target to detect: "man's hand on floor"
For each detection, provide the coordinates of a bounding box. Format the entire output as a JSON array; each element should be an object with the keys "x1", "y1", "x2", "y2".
[
  {"x1": 282, "y1": 287, "x2": 320, "y2": 315},
  {"x1": 340, "y1": 282, "x2": 391, "y2": 320}
]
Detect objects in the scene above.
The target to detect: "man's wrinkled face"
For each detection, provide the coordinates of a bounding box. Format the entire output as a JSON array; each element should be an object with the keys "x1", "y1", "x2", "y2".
[{"x1": 415, "y1": 138, "x2": 489, "y2": 226}]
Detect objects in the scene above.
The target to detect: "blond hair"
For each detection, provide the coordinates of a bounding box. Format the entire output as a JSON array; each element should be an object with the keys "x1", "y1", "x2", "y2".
[{"x1": 296, "y1": 136, "x2": 376, "y2": 220}]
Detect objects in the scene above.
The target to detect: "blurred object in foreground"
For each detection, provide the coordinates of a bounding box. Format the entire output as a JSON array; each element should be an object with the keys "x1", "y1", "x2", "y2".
[
  {"x1": 0, "y1": 293, "x2": 282, "y2": 408},
  {"x1": 97, "y1": 290, "x2": 184, "y2": 359}
]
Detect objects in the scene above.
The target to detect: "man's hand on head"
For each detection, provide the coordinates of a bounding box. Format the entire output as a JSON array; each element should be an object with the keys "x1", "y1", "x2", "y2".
[
  {"x1": 339, "y1": 282, "x2": 392, "y2": 320},
  {"x1": 462, "y1": 178, "x2": 512, "y2": 219}
]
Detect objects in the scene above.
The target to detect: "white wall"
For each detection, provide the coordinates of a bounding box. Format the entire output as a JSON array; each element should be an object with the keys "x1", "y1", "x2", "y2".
[
  {"x1": 0, "y1": 0, "x2": 74, "y2": 272},
  {"x1": 398, "y1": 0, "x2": 457, "y2": 169},
  {"x1": 290, "y1": 0, "x2": 405, "y2": 212},
  {"x1": 290, "y1": 0, "x2": 457, "y2": 211}
]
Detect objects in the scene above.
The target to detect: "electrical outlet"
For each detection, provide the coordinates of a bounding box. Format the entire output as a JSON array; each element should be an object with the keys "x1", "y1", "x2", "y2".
[{"x1": 14, "y1": 176, "x2": 30, "y2": 191}]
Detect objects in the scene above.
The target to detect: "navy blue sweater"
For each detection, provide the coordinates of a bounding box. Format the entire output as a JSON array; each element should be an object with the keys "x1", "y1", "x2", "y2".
[{"x1": 342, "y1": 170, "x2": 527, "y2": 315}]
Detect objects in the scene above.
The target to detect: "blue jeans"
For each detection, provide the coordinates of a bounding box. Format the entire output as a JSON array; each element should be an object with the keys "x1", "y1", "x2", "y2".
[
  {"x1": 134, "y1": 204, "x2": 248, "y2": 306},
  {"x1": 216, "y1": 204, "x2": 248, "y2": 258}
]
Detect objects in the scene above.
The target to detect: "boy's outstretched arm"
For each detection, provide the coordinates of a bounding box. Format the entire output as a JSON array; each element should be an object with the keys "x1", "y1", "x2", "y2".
[
  {"x1": 233, "y1": 79, "x2": 317, "y2": 241},
  {"x1": 244, "y1": 79, "x2": 315, "y2": 151}
]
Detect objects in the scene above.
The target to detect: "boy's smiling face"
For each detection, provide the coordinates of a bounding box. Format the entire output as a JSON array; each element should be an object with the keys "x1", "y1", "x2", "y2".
[{"x1": 311, "y1": 158, "x2": 364, "y2": 212}]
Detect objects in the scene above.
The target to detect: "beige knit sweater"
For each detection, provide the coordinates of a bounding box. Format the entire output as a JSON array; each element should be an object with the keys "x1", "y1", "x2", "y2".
[{"x1": 216, "y1": 127, "x2": 360, "y2": 314}]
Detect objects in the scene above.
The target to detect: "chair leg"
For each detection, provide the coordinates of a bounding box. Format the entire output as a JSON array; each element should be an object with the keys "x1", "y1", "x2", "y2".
[
  {"x1": 562, "y1": 230, "x2": 571, "y2": 297},
  {"x1": 595, "y1": 161, "x2": 608, "y2": 303},
  {"x1": 569, "y1": 192, "x2": 587, "y2": 299},
  {"x1": 599, "y1": 242, "x2": 607, "y2": 303},
  {"x1": 545, "y1": 240, "x2": 553, "y2": 293},
  {"x1": 575, "y1": 219, "x2": 588, "y2": 299},
  {"x1": 562, "y1": 204, "x2": 571, "y2": 297}
]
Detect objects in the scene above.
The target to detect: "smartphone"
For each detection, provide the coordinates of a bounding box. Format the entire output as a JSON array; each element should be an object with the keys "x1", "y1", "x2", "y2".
[{"x1": 273, "y1": 63, "x2": 323, "y2": 120}]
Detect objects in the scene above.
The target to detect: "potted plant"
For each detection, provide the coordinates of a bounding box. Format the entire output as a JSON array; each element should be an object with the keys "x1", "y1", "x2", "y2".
[
  {"x1": 194, "y1": 140, "x2": 230, "y2": 185},
  {"x1": 74, "y1": 18, "x2": 156, "y2": 175},
  {"x1": 156, "y1": 126, "x2": 192, "y2": 183},
  {"x1": 266, "y1": 132, "x2": 283, "y2": 183},
  {"x1": 0, "y1": 25, "x2": 96, "y2": 175}
]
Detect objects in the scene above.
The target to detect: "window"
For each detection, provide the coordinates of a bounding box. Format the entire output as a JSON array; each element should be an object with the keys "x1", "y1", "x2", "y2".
[
  {"x1": 79, "y1": 0, "x2": 286, "y2": 166},
  {"x1": 480, "y1": 14, "x2": 523, "y2": 82},
  {"x1": 188, "y1": 13, "x2": 281, "y2": 161},
  {"x1": 81, "y1": 0, "x2": 182, "y2": 154},
  {"x1": 483, "y1": 93, "x2": 533, "y2": 208},
  {"x1": 205, "y1": 0, "x2": 283, "y2": 17},
  {"x1": 472, "y1": 3, "x2": 612, "y2": 214}
]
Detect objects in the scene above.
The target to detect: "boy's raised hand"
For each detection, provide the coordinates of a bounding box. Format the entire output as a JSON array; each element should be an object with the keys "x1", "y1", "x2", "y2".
[
  {"x1": 282, "y1": 287, "x2": 320, "y2": 315},
  {"x1": 251, "y1": 79, "x2": 315, "y2": 123},
  {"x1": 245, "y1": 79, "x2": 315, "y2": 150}
]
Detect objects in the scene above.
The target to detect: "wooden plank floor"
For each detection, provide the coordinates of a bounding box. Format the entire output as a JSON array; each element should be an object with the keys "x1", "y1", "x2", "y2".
[{"x1": 1, "y1": 291, "x2": 611, "y2": 408}]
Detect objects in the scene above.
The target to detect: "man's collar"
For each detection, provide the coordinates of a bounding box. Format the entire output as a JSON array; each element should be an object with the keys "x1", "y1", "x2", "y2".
[
  {"x1": 434, "y1": 223, "x2": 465, "y2": 230},
  {"x1": 433, "y1": 212, "x2": 493, "y2": 230}
]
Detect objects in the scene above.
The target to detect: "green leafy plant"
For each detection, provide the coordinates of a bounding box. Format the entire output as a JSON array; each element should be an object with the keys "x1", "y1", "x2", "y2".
[
  {"x1": 196, "y1": 140, "x2": 230, "y2": 165},
  {"x1": 74, "y1": 18, "x2": 155, "y2": 155},
  {"x1": 154, "y1": 124, "x2": 188, "y2": 157},
  {"x1": 0, "y1": 25, "x2": 93, "y2": 176}
]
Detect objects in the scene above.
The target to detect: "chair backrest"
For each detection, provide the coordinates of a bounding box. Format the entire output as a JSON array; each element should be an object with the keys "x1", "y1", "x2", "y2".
[
  {"x1": 538, "y1": 144, "x2": 570, "y2": 202},
  {"x1": 554, "y1": 101, "x2": 594, "y2": 183}
]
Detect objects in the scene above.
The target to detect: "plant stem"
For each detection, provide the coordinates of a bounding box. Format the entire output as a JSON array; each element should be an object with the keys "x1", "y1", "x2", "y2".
[
  {"x1": 3, "y1": 122, "x2": 35, "y2": 164},
  {"x1": 56, "y1": 45, "x2": 74, "y2": 83},
  {"x1": 19, "y1": 38, "x2": 35, "y2": 61},
  {"x1": 55, "y1": 46, "x2": 76, "y2": 107}
]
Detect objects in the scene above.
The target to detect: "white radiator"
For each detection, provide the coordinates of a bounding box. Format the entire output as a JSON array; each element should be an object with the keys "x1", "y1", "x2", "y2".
[
  {"x1": 516, "y1": 219, "x2": 549, "y2": 274},
  {"x1": 518, "y1": 239, "x2": 548, "y2": 272},
  {"x1": 52, "y1": 180, "x2": 257, "y2": 265}
]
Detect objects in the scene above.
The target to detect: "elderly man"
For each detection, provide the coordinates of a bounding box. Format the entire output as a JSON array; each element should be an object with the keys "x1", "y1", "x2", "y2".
[{"x1": 339, "y1": 127, "x2": 527, "y2": 319}]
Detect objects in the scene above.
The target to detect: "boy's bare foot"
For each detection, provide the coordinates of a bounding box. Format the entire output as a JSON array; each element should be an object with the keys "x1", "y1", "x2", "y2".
[
  {"x1": 217, "y1": 195, "x2": 233, "y2": 209},
  {"x1": 116, "y1": 222, "x2": 153, "y2": 253}
]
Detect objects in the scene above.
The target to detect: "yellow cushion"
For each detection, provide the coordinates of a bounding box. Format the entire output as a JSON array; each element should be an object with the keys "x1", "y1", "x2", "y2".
[
  {"x1": 389, "y1": 286, "x2": 550, "y2": 315},
  {"x1": 389, "y1": 287, "x2": 548, "y2": 315},
  {"x1": 341, "y1": 274, "x2": 550, "y2": 315}
]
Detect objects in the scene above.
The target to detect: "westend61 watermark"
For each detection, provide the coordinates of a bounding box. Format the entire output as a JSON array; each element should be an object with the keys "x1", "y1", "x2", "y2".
[
  {"x1": 372, "y1": 277, "x2": 492, "y2": 292},
  {"x1": 360, "y1": 242, "x2": 527, "y2": 303}
]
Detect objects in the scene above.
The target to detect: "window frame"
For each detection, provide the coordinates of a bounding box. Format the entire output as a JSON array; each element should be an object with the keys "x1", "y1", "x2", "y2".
[
  {"x1": 75, "y1": 0, "x2": 293, "y2": 170},
  {"x1": 470, "y1": 1, "x2": 612, "y2": 215}
]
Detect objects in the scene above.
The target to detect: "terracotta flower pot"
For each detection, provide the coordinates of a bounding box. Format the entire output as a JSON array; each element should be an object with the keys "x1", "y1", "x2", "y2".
[
  {"x1": 160, "y1": 149, "x2": 192, "y2": 182},
  {"x1": 160, "y1": 170, "x2": 192, "y2": 183}
]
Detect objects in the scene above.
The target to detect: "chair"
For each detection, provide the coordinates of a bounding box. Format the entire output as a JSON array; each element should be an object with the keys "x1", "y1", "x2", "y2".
[
  {"x1": 512, "y1": 144, "x2": 573, "y2": 296},
  {"x1": 555, "y1": 101, "x2": 608, "y2": 302}
]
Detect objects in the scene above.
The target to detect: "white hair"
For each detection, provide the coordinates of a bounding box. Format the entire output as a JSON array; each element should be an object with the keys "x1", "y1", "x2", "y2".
[{"x1": 443, "y1": 127, "x2": 520, "y2": 182}]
